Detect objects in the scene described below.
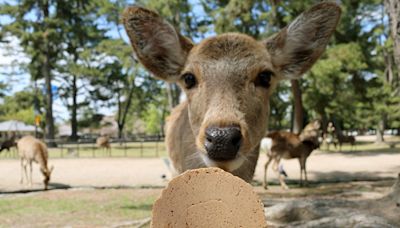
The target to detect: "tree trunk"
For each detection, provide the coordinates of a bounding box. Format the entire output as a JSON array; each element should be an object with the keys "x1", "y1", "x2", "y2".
[
  {"x1": 42, "y1": 1, "x2": 56, "y2": 147},
  {"x1": 332, "y1": 116, "x2": 343, "y2": 137},
  {"x1": 291, "y1": 79, "x2": 304, "y2": 134},
  {"x1": 376, "y1": 115, "x2": 385, "y2": 143},
  {"x1": 385, "y1": 0, "x2": 400, "y2": 85},
  {"x1": 117, "y1": 82, "x2": 136, "y2": 140},
  {"x1": 166, "y1": 83, "x2": 180, "y2": 111},
  {"x1": 70, "y1": 74, "x2": 78, "y2": 141}
]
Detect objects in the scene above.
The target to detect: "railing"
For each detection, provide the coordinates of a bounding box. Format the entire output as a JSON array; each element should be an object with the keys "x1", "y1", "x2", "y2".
[{"x1": 0, "y1": 137, "x2": 167, "y2": 159}]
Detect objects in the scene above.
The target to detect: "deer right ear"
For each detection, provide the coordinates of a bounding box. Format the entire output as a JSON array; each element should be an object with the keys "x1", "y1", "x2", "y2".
[
  {"x1": 264, "y1": 3, "x2": 341, "y2": 79},
  {"x1": 123, "y1": 6, "x2": 193, "y2": 82}
]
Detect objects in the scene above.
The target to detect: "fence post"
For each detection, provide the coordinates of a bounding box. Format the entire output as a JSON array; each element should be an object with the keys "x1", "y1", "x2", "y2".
[
  {"x1": 92, "y1": 142, "x2": 95, "y2": 158},
  {"x1": 140, "y1": 140, "x2": 143, "y2": 157},
  {"x1": 60, "y1": 142, "x2": 63, "y2": 158},
  {"x1": 156, "y1": 141, "x2": 159, "y2": 157},
  {"x1": 124, "y1": 139, "x2": 127, "y2": 157},
  {"x1": 77, "y1": 140, "x2": 80, "y2": 158}
]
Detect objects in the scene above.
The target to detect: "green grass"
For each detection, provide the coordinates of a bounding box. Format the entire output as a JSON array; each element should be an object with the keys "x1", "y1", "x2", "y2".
[
  {"x1": 320, "y1": 141, "x2": 400, "y2": 153},
  {"x1": 0, "y1": 141, "x2": 168, "y2": 159},
  {"x1": 0, "y1": 189, "x2": 158, "y2": 227}
]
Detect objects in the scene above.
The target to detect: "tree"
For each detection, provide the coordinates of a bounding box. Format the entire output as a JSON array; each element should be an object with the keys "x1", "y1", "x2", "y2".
[
  {"x1": 0, "y1": 89, "x2": 44, "y2": 125},
  {"x1": 384, "y1": 0, "x2": 400, "y2": 135},
  {"x1": 1, "y1": 1, "x2": 64, "y2": 145},
  {"x1": 384, "y1": 0, "x2": 400, "y2": 84},
  {"x1": 56, "y1": 1, "x2": 105, "y2": 141}
]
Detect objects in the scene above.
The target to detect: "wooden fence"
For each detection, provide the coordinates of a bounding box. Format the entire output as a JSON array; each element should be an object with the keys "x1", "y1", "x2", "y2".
[{"x1": 0, "y1": 138, "x2": 167, "y2": 159}]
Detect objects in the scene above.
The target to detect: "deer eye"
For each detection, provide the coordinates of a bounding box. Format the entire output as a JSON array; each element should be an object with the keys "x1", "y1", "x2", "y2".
[
  {"x1": 255, "y1": 71, "x2": 273, "y2": 88},
  {"x1": 182, "y1": 73, "x2": 197, "y2": 89}
]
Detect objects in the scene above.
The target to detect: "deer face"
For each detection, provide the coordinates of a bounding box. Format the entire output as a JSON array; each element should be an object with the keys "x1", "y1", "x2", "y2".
[
  {"x1": 181, "y1": 34, "x2": 279, "y2": 169},
  {"x1": 123, "y1": 3, "x2": 340, "y2": 172},
  {"x1": 41, "y1": 166, "x2": 54, "y2": 190}
]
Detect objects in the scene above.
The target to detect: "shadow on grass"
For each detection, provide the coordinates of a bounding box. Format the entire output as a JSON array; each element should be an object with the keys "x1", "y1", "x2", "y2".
[
  {"x1": 0, "y1": 183, "x2": 165, "y2": 195},
  {"x1": 320, "y1": 146, "x2": 400, "y2": 157},
  {"x1": 121, "y1": 203, "x2": 153, "y2": 211},
  {"x1": 253, "y1": 170, "x2": 397, "y2": 188},
  {"x1": 0, "y1": 182, "x2": 72, "y2": 194},
  {"x1": 312, "y1": 171, "x2": 397, "y2": 183}
]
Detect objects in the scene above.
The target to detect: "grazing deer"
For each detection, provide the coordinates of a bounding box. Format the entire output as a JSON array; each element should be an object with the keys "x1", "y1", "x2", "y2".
[
  {"x1": 122, "y1": 3, "x2": 341, "y2": 182},
  {"x1": 0, "y1": 135, "x2": 17, "y2": 154},
  {"x1": 96, "y1": 135, "x2": 111, "y2": 156},
  {"x1": 261, "y1": 120, "x2": 321, "y2": 189},
  {"x1": 17, "y1": 135, "x2": 54, "y2": 190},
  {"x1": 335, "y1": 134, "x2": 356, "y2": 151}
]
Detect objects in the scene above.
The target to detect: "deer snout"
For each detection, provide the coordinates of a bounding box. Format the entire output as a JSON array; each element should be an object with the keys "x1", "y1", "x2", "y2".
[{"x1": 204, "y1": 125, "x2": 242, "y2": 161}]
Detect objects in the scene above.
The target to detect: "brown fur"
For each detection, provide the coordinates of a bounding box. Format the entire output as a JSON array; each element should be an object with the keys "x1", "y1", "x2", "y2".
[
  {"x1": 123, "y1": 3, "x2": 340, "y2": 182},
  {"x1": 261, "y1": 120, "x2": 321, "y2": 189},
  {"x1": 96, "y1": 136, "x2": 111, "y2": 156},
  {"x1": 17, "y1": 135, "x2": 53, "y2": 190}
]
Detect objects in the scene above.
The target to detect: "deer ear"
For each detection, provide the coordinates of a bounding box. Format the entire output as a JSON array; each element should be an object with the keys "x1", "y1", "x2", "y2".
[
  {"x1": 264, "y1": 3, "x2": 341, "y2": 79},
  {"x1": 123, "y1": 6, "x2": 193, "y2": 82}
]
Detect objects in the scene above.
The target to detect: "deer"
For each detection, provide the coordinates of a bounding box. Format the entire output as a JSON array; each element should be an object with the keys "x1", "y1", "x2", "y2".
[
  {"x1": 0, "y1": 135, "x2": 17, "y2": 154},
  {"x1": 96, "y1": 135, "x2": 111, "y2": 156},
  {"x1": 261, "y1": 120, "x2": 321, "y2": 189},
  {"x1": 334, "y1": 134, "x2": 356, "y2": 151},
  {"x1": 122, "y1": 3, "x2": 341, "y2": 182},
  {"x1": 17, "y1": 135, "x2": 54, "y2": 190}
]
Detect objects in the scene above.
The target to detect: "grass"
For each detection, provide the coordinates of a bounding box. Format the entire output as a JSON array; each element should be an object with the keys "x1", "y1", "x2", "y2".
[
  {"x1": 0, "y1": 141, "x2": 168, "y2": 159},
  {"x1": 320, "y1": 140, "x2": 400, "y2": 154},
  {"x1": 0, "y1": 189, "x2": 159, "y2": 227}
]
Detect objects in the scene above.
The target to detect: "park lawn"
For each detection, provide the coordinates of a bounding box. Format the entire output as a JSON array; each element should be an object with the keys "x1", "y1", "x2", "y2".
[
  {"x1": 322, "y1": 141, "x2": 400, "y2": 153},
  {"x1": 0, "y1": 141, "x2": 168, "y2": 159},
  {"x1": 0, "y1": 188, "x2": 160, "y2": 227}
]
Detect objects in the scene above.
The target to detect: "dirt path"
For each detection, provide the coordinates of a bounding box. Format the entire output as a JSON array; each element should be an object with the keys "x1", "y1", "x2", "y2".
[{"x1": 0, "y1": 150, "x2": 399, "y2": 192}]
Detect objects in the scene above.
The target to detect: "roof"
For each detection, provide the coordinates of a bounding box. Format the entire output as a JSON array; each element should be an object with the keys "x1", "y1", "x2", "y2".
[{"x1": 0, "y1": 120, "x2": 41, "y2": 132}]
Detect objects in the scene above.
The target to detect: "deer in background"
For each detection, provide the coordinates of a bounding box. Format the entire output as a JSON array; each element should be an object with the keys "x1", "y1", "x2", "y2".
[
  {"x1": 122, "y1": 3, "x2": 340, "y2": 181},
  {"x1": 96, "y1": 135, "x2": 111, "y2": 156},
  {"x1": 261, "y1": 120, "x2": 321, "y2": 189},
  {"x1": 18, "y1": 135, "x2": 54, "y2": 190},
  {"x1": 335, "y1": 134, "x2": 356, "y2": 151},
  {"x1": 0, "y1": 135, "x2": 17, "y2": 155}
]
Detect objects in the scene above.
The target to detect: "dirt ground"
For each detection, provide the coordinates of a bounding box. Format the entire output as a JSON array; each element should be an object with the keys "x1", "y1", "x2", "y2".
[{"x1": 0, "y1": 148, "x2": 399, "y2": 192}]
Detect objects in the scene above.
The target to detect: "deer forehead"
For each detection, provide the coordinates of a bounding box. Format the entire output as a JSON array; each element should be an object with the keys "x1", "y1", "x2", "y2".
[{"x1": 184, "y1": 33, "x2": 273, "y2": 81}]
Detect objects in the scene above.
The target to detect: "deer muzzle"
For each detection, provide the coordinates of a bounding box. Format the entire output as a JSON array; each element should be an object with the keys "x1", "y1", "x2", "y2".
[{"x1": 204, "y1": 125, "x2": 242, "y2": 161}]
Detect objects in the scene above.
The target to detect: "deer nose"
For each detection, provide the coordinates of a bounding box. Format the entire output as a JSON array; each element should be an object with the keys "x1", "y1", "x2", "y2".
[{"x1": 204, "y1": 126, "x2": 242, "y2": 161}]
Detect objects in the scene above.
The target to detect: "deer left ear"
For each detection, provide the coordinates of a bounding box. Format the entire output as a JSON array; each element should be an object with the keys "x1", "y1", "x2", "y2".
[
  {"x1": 122, "y1": 6, "x2": 193, "y2": 82},
  {"x1": 264, "y1": 3, "x2": 341, "y2": 79}
]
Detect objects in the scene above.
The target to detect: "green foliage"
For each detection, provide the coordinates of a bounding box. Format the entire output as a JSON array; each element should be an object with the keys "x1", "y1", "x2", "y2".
[
  {"x1": 143, "y1": 103, "x2": 163, "y2": 134},
  {"x1": 0, "y1": 89, "x2": 43, "y2": 125}
]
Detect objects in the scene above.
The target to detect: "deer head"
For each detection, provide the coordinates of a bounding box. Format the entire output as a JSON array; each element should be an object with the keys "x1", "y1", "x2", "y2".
[
  {"x1": 123, "y1": 3, "x2": 340, "y2": 172},
  {"x1": 41, "y1": 165, "x2": 54, "y2": 190}
]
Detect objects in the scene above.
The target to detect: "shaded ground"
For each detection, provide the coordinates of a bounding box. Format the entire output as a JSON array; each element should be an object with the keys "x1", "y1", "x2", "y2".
[
  {"x1": 0, "y1": 179, "x2": 398, "y2": 227},
  {"x1": 259, "y1": 179, "x2": 400, "y2": 227}
]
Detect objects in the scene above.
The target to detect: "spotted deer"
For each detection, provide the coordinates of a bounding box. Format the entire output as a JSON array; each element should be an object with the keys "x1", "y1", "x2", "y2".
[
  {"x1": 18, "y1": 135, "x2": 54, "y2": 190},
  {"x1": 123, "y1": 3, "x2": 341, "y2": 182},
  {"x1": 261, "y1": 120, "x2": 321, "y2": 189}
]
